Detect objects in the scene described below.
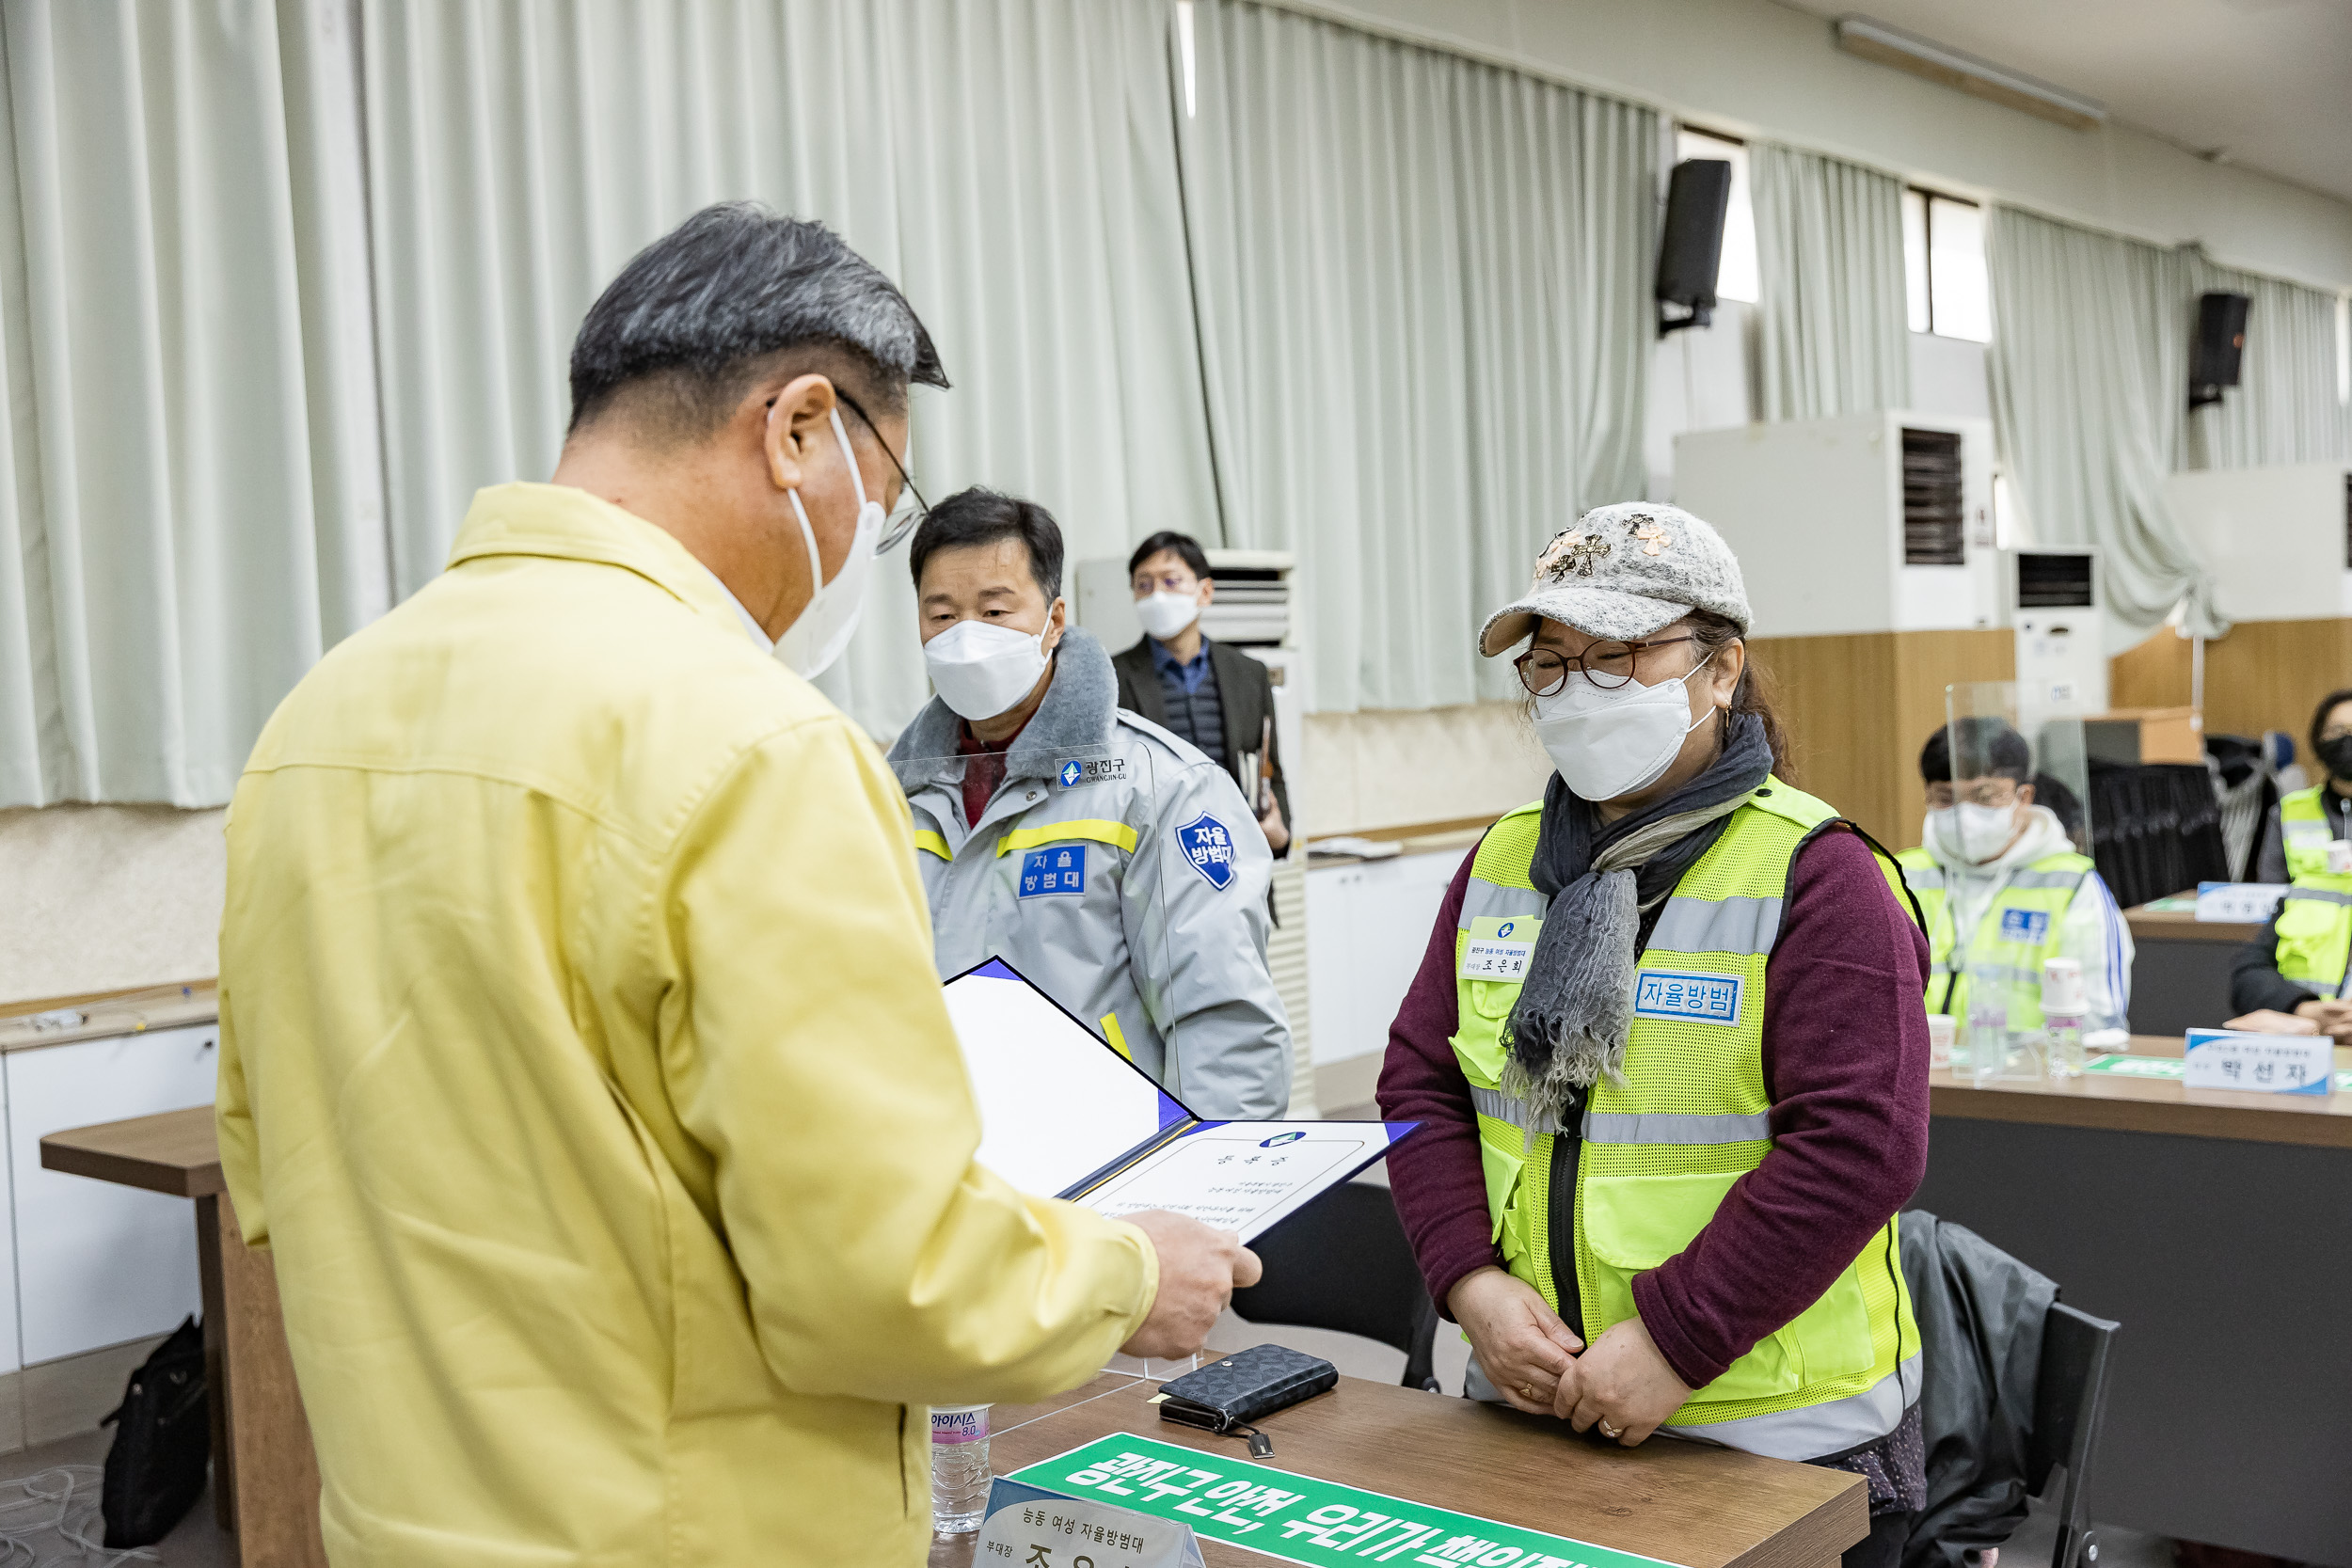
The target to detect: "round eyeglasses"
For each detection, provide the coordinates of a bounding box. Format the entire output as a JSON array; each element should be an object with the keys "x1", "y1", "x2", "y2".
[{"x1": 1513, "y1": 634, "x2": 1698, "y2": 697}]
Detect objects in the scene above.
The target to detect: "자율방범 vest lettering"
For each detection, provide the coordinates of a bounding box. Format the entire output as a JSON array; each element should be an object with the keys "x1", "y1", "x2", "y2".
[
  {"x1": 2272, "y1": 786, "x2": 2352, "y2": 993},
  {"x1": 1895, "y1": 847, "x2": 2090, "y2": 1028},
  {"x1": 1448, "y1": 779, "x2": 1921, "y2": 1459}
]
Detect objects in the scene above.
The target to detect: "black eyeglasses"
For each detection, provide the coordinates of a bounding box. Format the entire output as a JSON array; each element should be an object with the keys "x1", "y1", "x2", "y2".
[
  {"x1": 832, "y1": 388, "x2": 931, "y2": 552},
  {"x1": 1514, "y1": 635, "x2": 1699, "y2": 697}
]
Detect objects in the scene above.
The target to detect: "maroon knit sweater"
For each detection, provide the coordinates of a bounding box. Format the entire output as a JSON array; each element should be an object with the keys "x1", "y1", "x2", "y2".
[{"x1": 1375, "y1": 823, "x2": 1931, "y2": 1391}]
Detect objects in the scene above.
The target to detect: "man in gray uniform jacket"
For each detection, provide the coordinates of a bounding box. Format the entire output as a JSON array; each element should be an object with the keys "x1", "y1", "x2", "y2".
[{"x1": 887, "y1": 488, "x2": 1292, "y2": 1119}]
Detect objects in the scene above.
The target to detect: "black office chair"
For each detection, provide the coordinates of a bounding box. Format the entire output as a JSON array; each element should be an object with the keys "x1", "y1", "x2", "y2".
[
  {"x1": 2028, "y1": 1301, "x2": 2121, "y2": 1568},
  {"x1": 1899, "y1": 1211, "x2": 2121, "y2": 1568},
  {"x1": 1227, "y1": 1181, "x2": 1443, "y2": 1392}
]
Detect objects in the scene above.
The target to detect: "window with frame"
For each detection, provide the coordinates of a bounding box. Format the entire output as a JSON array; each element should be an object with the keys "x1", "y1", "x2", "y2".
[
  {"x1": 1676, "y1": 127, "x2": 1757, "y2": 306},
  {"x1": 1903, "y1": 187, "x2": 1990, "y2": 342}
]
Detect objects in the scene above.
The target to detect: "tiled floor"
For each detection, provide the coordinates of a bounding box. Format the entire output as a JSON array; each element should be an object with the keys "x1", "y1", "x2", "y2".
[{"x1": 0, "y1": 1427, "x2": 233, "y2": 1567}]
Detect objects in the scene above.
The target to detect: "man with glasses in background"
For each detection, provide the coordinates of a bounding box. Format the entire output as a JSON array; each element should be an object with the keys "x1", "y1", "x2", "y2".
[{"x1": 1895, "y1": 717, "x2": 2132, "y2": 1037}]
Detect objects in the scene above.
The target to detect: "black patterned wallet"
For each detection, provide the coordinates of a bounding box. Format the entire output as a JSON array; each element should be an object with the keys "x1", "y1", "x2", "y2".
[{"x1": 1157, "y1": 1345, "x2": 1338, "y2": 1457}]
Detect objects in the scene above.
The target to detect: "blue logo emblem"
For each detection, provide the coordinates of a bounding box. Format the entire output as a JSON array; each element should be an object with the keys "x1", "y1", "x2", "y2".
[
  {"x1": 1176, "y1": 814, "x2": 1237, "y2": 890},
  {"x1": 1018, "y1": 845, "x2": 1087, "y2": 898},
  {"x1": 1259, "y1": 1132, "x2": 1306, "y2": 1148},
  {"x1": 1998, "y1": 908, "x2": 2051, "y2": 943},
  {"x1": 1631, "y1": 969, "x2": 1742, "y2": 1025},
  {"x1": 1059, "y1": 760, "x2": 1083, "y2": 787},
  {"x1": 1497, "y1": 921, "x2": 1516, "y2": 939}
]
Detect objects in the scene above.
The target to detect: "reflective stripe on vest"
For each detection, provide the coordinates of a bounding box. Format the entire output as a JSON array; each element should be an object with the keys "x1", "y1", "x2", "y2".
[
  {"x1": 2280, "y1": 787, "x2": 2341, "y2": 881},
  {"x1": 1447, "y1": 782, "x2": 1917, "y2": 1449},
  {"x1": 996, "y1": 818, "x2": 1139, "y2": 857},
  {"x1": 1898, "y1": 847, "x2": 2089, "y2": 1027},
  {"x1": 913, "y1": 829, "x2": 952, "y2": 860}
]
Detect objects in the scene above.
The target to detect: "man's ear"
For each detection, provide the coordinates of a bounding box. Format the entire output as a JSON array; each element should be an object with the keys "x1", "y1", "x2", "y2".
[
  {"x1": 759, "y1": 372, "x2": 840, "y2": 493},
  {"x1": 2016, "y1": 782, "x2": 2037, "y2": 809},
  {"x1": 1042, "y1": 596, "x2": 1069, "y2": 654}
]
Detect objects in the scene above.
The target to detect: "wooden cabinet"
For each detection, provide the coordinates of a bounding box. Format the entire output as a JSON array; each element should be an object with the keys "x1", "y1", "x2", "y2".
[{"x1": 6, "y1": 1025, "x2": 220, "y2": 1365}]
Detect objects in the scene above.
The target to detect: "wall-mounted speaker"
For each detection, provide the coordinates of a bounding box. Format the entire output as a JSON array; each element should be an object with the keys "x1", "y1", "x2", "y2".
[
  {"x1": 2188, "y1": 291, "x2": 2249, "y2": 410},
  {"x1": 1657, "y1": 160, "x2": 1731, "y2": 338}
]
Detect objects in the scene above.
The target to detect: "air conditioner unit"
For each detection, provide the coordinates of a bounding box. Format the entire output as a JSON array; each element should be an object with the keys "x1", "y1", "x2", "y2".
[
  {"x1": 2004, "y1": 546, "x2": 2106, "y2": 717},
  {"x1": 1672, "y1": 412, "x2": 1997, "y2": 637}
]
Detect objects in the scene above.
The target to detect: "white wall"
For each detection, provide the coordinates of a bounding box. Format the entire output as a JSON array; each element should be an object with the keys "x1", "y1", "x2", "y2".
[
  {"x1": 1289, "y1": 0, "x2": 2352, "y2": 291},
  {"x1": 0, "y1": 807, "x2": 224, "y2": 1007}
]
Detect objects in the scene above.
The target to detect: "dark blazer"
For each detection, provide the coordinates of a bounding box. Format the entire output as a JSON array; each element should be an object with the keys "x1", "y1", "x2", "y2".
[{"x1": 1112, "y1": 637, "x2": 1292, "y2": 854}]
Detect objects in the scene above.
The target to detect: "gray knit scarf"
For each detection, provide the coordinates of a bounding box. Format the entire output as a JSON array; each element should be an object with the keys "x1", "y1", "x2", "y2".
[{"x1": 1499, "y1": 712, "x2": 1775, "y2": 1132}]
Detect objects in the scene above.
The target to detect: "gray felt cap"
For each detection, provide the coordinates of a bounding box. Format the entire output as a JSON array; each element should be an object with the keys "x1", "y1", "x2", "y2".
[{"x1": 1478, "y1": 502, "x2": 1752, "y2": 656}]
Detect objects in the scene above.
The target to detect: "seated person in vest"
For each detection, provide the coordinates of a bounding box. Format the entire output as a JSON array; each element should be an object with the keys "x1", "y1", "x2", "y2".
[
  {"x1": 1110, "y1": 531, "x2": 1291, "y2": 856},
  {"x1": 1897, "y1": 720, "x2": 2133, "y2": 1036},
  {"x1": 1378, "y1": 504, "x2": 1931, "y2": 1567},
  {"x1": 2227, "y1": 689, "x2": 2352, "y2": 1038},
  {"x1": 885, "y1": 488, "x2": 1292, "y2": 1118}
]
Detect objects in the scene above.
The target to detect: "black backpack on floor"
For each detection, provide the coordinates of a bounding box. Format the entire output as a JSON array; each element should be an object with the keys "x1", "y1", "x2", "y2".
[{"x1": 100, "y1": 1315, "x2": 210, "y2": 1547}]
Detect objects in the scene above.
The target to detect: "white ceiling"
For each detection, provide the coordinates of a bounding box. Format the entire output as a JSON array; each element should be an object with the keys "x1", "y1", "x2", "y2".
[{"x1": 1778, "y1": 1, "x2": 2352, "y2": 205}]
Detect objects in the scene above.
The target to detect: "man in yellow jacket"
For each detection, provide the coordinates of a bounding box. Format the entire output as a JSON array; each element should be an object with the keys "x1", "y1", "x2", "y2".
[{"x1": 215, "y1": 203, "x2": 1256, "y2": 1567}]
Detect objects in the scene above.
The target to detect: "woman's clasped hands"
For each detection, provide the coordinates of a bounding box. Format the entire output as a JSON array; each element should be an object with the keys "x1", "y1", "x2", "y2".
[{"x1": 1447, "y1": 1266, "x2": 1692, "y2": 1447}]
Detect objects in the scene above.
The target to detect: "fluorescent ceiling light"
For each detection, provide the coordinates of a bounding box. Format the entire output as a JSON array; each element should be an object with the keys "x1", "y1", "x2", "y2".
[{"x1": 1835, "y1": 15, "x2": 2107, "y2": 132}]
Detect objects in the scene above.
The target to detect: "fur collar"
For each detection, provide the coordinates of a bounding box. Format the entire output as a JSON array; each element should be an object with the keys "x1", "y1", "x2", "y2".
[{"x1": 887, "y1": 626, "x2": 1118, "y2": 791}]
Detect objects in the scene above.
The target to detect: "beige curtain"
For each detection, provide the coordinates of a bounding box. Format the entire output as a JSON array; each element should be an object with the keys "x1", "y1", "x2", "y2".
[
  {"x1": 1178, "y1": 0, "x2": 1657, "y2": 713},
  {"x1": 1751, "y1": 141, "x2": 1909, "y2": 422},
  {"x1": 1985, "y1": 206, "x2": 2217, "y2": 641},
  {"x1": 2182, "y1": 253, "x2": 2352, "y2": 470},
  {"x1": 0, "y1": 0, "x2": 384, "y2": 807},
  {"x1": 362, "y1": 0, "x2": 1217, "y2": 737}
]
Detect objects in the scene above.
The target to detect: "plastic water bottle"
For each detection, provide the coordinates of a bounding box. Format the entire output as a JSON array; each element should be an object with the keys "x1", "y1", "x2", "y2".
[
  {"x1": 930, "y1": 1404, "x2": 992, "y2": 1532},
  {"x1": 2042, "y1": 958, "x2": 2087, "y2": 1079}
]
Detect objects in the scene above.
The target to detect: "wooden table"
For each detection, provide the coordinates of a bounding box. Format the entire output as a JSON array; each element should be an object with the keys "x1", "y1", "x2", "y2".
[
  {"x1": 930, "y1": 1366, "x2": 1866, "y2": 1568},
  {"x1": 40, "y1": 1106, "x2": 326, "y2": 1568},
  {"x1": 1916, "y1": 1036, "x2": 2352, "y2": 1564},
  {"x1": 2120, "y1": 902, "x2": 2261, "y2": 1036}
]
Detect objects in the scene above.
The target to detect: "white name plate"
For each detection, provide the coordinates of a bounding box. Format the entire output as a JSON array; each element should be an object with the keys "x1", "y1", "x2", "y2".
[
  {"x1": 2193, "y1": 882, "x2": 2288, "y2": 924},
  {"x1": 2183, "y1": 1029, "x2": 2334, "y2": 1096}
]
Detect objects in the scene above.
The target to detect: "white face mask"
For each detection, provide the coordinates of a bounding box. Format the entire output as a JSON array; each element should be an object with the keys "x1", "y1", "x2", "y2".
[
  {"x1": 1926, "y1": 801, "x2": 2020, "y2": 865},
  {"x1": 773, "y1": 407, "x2": 883, "y2": 680},
  {"x1": 1532, "y1": 650, "x2": 1717, "y2": 802},
  {"x1": 923, "y1": 617, "x2": 1055, "y2": 721},
  {"x1": 1136, "y1": 589, "x2": 1202, "y2": 641}
]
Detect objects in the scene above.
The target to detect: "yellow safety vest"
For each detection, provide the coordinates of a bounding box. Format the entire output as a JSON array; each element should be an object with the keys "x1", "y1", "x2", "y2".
[
  {"x1": 1894, "y1": 847, "x2": 2093, "y2": 1028},
  {"x1": 1448, "y1": 779, "x2": 1920, "y2": 1458},
  {"x1": 2273, "y1": 787, "x2": 2352, "y2": 993}
]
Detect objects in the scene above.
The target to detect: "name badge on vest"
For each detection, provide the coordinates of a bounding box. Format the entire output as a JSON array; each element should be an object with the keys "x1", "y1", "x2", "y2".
[
  {"x1": 1632, "y1": 969, "x2": 1742, "y2": 1025},
  {"x1": 1019, "y1": 845, "x2": 1087, "y2": 897},
  {"x1": 1459, "y1": 916, "x2": 1542, "y2": 981},
  {"x1": 1998, "y1": 907, "x2": 2050, "y2": 943}
]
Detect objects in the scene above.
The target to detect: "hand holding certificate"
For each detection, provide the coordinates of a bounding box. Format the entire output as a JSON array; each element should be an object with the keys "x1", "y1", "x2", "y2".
[{"x1": 941, "y1": 959, "x2": 1418, "y2": 1243}]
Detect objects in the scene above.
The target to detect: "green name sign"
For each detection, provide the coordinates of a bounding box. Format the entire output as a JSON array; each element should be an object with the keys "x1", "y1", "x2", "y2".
[
  {"x1": 2084, "y1": 1053, "x2": 2352, "y2": 1090},
  {"x1": 1008, "y1": 1433, "x2": 1686, "y2": 1568}
]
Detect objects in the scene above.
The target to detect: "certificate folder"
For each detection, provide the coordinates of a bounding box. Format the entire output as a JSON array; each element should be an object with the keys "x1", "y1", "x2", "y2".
[{"x1": 942, "y1": 958, "x2": 1418, "y2": 1243}]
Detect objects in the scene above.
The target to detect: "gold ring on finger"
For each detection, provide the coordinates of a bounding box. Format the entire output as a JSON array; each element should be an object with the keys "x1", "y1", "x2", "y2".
[{"x1": 1597, "y1": 1419, "x2": 1623, "y2": 1439}]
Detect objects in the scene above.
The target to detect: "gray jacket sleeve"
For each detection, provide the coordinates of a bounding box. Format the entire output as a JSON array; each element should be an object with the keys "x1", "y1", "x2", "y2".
[{"x1": 1121, "y1": 754, "x2": 1294, "y2": 1118}]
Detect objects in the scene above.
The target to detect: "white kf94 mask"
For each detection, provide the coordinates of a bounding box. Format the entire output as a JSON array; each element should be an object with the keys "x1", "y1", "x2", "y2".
[
  {"x1": 1136, "y1": 590, "x2": 1202, "y2": 641},
  {"x1": 1532, "y1": 652, "x2": 1717, "y2": 802},
  {"x1": 923, "y1": 618, "x2": 1053, "y2": 721},
  {"x1": 773, "y1": 407, "x2": 883, "y2": 680}
]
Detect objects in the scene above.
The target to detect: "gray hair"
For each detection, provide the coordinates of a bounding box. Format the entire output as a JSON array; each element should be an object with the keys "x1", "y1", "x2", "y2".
[{"x1": 567, "y1": 201, "x2": 947, "y2": 438}]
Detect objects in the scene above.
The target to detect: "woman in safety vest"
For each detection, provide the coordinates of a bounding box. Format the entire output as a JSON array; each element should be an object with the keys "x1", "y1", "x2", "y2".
[
  {"x1": 2229, "y1": 689, "x2": 2352, "y2": 1037},
  {"x1": 1379, "y1": 504, "x2": 1931, "y2": 1567}
]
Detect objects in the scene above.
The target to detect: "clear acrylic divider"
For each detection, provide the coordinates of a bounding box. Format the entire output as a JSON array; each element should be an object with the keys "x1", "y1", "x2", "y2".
[{"x1": 1945, "y1": 682, "x2": 2097, "y2": 1082}]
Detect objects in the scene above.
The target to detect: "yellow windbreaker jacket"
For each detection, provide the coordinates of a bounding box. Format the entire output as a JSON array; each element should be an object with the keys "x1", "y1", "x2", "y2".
[{"x1": 216, "y1": 483, "x2": 1155, "y2": 1567}]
